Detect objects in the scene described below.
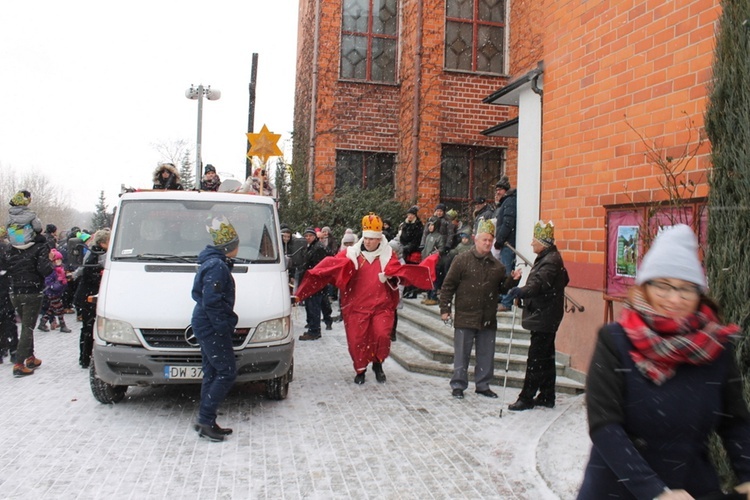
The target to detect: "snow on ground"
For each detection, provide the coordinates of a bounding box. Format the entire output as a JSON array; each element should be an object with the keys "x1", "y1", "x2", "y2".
[{"x1": 0, "y1": 311, "x2": 591, "y2": 499}]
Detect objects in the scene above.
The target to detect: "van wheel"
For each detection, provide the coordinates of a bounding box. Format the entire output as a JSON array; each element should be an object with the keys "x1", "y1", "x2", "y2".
[
  {"x1": 265, "y1": 361, "x2": 293, "y2": 400},
  {"x1": 89, "y1": 360, "x2": 127, "y2": 404}
]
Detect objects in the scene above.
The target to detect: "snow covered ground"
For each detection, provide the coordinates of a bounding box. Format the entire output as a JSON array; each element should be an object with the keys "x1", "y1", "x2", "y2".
[{"x1": 1, "y1": 311, "x2": 591, "y2": 499}]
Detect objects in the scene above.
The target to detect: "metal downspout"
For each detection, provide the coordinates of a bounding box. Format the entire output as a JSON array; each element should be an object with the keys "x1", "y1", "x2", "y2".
[
  {"x1": 410, "y1": 0, "x2": 424, "y2": 202},
  {"x1": 307, "y1": 0, "x2": 321, "y2": 196}
]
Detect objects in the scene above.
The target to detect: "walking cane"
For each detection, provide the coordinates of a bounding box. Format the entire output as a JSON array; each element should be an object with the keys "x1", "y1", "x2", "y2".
[{"x1": 499, "y1": 302, "x2": 518, "y2": 418}]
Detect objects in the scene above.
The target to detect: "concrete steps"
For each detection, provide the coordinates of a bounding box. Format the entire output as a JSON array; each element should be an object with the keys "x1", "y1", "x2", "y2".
[{"x1": 390, "y1": 297, "x2": 585, "y2": 395}]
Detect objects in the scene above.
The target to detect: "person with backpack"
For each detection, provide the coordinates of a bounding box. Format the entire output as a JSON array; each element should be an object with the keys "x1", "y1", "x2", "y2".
[{"x1": 7, "y1": 190, "x2": 42, "y2": 249}]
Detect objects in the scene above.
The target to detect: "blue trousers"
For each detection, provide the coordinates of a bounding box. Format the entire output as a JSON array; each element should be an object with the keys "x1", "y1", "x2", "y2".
[
  {"x1": 304, "y1": 292, "x2": 323, "y2": 335},
  {"x1": 196, "y1": 331, "x2": 237, "y2": 426},
  {"x1": 498, "y1": 246, "x2": 516, "y2": 308}
]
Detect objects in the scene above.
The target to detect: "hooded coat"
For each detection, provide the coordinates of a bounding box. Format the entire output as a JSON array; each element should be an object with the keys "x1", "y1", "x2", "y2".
[
  {"x1": 190, "y1": 246, "x2": 238, "y2": 339},
  {"x1": 152, "y1": 164, "x2": 184, "y2": 190}
]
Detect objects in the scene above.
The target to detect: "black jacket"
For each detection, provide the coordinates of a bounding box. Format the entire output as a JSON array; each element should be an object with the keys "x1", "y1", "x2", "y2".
[
  {"x1": 2, "y1": 241, "x2": 54, "y2": 295},
  {"x1": 493, "y1": 189, "x2": 517, "y2": 249},
  {"x1": 399, "y1": 218, "x2": 424, "y2": 256},
  {"x1": 517, "y1": 245, "x2": 568, "y2": 332},
  {"x1": 301, "y1": 239, "x2": 327, "y2": 276},
  {"x1": 74, "y1": 245, "x2": 107, "y2": 306}
]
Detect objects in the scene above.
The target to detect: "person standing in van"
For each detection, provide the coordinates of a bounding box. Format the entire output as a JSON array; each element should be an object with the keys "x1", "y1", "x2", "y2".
[{"x1": 191, "y1": 216, "x2": 239, "y2": 442}]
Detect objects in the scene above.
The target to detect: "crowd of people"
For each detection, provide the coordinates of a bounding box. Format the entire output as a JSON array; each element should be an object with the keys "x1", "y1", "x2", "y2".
[{"x1": 1, "y1": 190, "x2": 110, "y2": 376}]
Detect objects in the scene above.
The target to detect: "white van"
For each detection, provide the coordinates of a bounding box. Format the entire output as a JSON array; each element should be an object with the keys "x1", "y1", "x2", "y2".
[{"x1": 89, "y1": 190, "x2": 294, "y2": 403}]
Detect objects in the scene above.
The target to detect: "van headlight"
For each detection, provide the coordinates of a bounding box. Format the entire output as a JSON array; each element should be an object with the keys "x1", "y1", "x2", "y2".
[
  {"x1": 97, "y1": 316, "x2": 142, "y2": 346},
  {"x1": 250, "y1": 317, "x2": 290, "y2": 343}
]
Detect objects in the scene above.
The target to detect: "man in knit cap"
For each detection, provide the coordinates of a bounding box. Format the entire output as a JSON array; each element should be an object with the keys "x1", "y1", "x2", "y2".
[
  {"x1": 295, "y1": 213, "x2": 432, "y2": 384},
  {"x1": 440, "y1": 219, "x2": 520, "y2": 399},
  {"x1": 191, "y1": 216, "x2": 240, "y2": 441},
  {"x1": 506, "y1": 221, "x2": 569, "y2": 411}
]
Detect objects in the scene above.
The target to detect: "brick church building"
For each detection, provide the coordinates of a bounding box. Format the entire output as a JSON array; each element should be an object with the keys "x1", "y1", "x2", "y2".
[{"x1": 293, "y1": 0, "x2": 718, "y2": 375}]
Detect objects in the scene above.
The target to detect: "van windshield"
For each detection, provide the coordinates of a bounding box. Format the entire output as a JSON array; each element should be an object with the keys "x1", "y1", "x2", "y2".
[{"x1": 111, "y1": 199, "x2": 279, "y2": 263}]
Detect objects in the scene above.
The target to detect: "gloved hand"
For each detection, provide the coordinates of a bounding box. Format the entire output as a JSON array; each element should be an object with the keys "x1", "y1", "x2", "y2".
[
  {"x1": 507, "y1": 287, "x2": 524, "y2": 301},
  {"x1": 378, "y1": 272, "x2": 387, "y2": 283}
]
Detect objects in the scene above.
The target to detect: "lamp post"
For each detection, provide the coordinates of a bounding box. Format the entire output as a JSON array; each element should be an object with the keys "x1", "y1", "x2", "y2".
[{"x1": 185, "y1": 84, "x2": 221, "y2": 183}]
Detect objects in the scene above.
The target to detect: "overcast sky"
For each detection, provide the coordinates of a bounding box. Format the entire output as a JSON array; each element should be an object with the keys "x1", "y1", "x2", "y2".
[{"x1": 0, "y1": 1, "x2": 298, "y2": 211}]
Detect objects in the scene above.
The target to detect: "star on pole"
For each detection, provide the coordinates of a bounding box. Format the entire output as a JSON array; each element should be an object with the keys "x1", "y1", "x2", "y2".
[{"x1": 246, "y1": 124, "x2": 283, "y2": 164}]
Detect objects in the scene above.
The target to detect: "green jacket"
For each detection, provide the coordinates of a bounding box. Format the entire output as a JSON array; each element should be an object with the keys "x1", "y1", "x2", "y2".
[{"x1": 439, "y1": 248, "x2": 518, "y2": 330}]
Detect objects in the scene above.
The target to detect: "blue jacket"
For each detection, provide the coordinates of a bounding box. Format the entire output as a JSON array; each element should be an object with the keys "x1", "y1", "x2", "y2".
[{"x1": 191, "y1": 246, "x2": 238, "y2": 339}]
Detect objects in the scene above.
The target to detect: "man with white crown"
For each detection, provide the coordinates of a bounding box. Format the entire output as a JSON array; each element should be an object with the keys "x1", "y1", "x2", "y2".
[{"x1": 295, "y1": 213, "x2": 433, "y2": 384}]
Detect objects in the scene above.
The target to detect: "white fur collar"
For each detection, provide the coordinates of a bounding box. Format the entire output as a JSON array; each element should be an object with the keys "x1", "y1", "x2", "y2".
[{"x1": 345, "y1": 235, "x2": 392, "y2": 270}]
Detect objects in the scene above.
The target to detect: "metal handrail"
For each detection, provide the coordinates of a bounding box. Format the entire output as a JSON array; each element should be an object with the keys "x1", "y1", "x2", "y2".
[{"x1": 504, "y1": 242, "x2": 585, "y2": 313}]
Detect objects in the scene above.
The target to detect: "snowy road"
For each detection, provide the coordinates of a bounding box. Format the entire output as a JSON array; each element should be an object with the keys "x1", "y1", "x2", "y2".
[{"x1": 1, "y1": 312, "x2": 590, "y2": 499}]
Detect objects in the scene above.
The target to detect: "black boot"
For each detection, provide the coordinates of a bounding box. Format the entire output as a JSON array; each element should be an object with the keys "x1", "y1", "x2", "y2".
[
  {"x1": 354, "y1": 371, "x2": 366, "y2": 385},
  {"x1": 508, "y1": 398, "x2": 535, "y2": 411},
  {"x1": 194, "y1": 422, "x2": 233, "y2": 435},
  {"x1": 372, "y1": 362, "x2": 386, "y2": 383},
  {"x1": 195, "y1": 423, "x2": 225, "y2": 442}
]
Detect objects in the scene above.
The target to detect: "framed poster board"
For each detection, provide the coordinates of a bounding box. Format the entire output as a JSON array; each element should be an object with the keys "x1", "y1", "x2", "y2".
[{"x1": 604, "y1": 199, "x2": 707, "y2": 299}]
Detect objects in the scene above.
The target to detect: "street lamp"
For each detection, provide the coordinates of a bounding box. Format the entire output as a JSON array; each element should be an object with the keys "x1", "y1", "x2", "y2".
[{"x1": 185, "y1": 84, "x2": 221, "y2": 183}]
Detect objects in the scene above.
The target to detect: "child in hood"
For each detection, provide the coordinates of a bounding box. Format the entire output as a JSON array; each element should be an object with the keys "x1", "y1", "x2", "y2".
[
  {"x1": 39, "y1": 248, "x2": 71, "y2": 333},
  {"x1": 7, "y1": 190, "x2": 43, "y2": 249}
]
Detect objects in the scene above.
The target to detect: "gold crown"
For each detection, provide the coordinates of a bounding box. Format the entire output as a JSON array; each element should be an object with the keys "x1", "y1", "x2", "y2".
[
  {"x1": 361, "y1": 212, "x2": 383, "y2": 233},
  {"x1": 477, "y1": 218, "x2": 495, "y2": 236},
  {"x1": 446, "y1": 209, "x2": 458, "y2": 220},
  {"x1": 533, "y1": 220, "x2": 555, "y2": 245},
  {"x1": 207, "y1": 216, "x2": 239, "y2": 247}
]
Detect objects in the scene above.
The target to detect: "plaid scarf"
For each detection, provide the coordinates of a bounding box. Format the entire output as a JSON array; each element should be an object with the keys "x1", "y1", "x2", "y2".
[{"x1": 619, "y1": 289, "x2": 740, "y2": 385}]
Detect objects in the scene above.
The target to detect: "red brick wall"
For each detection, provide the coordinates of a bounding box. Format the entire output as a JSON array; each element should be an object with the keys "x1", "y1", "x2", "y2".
[{"x1": 541, "y1": 0, "x2": 719, "y2": 371}]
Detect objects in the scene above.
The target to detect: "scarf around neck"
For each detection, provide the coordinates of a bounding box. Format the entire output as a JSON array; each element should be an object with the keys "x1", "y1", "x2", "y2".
[{"x1": 619, "y1": 288, "x2": 739, "y2": 385}]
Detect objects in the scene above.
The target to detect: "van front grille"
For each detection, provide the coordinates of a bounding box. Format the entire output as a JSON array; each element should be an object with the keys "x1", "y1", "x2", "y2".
[{"x1": 140, "y1": 329, "x2": 249, "y2": 349}]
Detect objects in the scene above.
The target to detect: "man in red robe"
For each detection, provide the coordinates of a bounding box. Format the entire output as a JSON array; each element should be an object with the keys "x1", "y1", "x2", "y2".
[{"x1": 295, "y1": 213, "x2": 432, "y2": 384}]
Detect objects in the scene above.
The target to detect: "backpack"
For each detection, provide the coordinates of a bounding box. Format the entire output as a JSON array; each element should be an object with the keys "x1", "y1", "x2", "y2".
[{"x1": 7, "y1": 223, "x2": 34, "y2": 247}]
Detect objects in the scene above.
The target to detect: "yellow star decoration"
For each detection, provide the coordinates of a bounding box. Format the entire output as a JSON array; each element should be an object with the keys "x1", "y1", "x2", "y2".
[{"x1": 246, "y1": 124, "x2": 282, "y2": 163}]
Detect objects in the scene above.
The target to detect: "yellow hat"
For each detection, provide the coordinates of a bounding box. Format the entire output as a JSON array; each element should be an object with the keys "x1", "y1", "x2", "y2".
[
  {"x1": 477, "y1": 218, "x2": 495, "y2": 236},
  {"x1": 206, "y1": 216, "x2": 239, "y2": 253},
  {"x1": 534, "y1": 221, "x2": 555, "y2": 247},
  {"x1": 362, "y1": 212, "x2": 383, "y2": 238}
]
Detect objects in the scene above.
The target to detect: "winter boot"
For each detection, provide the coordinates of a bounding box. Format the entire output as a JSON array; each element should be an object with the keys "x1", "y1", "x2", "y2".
[
  {"x1": 354, "y1": 370, "x2": 366, "y2": 385},
  {"x1": 59, "y1": 320, "x2": 72, "y2": 333},
  {"x1": 37, "y1": 319, "x2": 49, "y2": 332},
  {"x1": 372, "y1": 362, "x2": 386, "y2": 383},
  {"x1": 13, "y1": 363, "x2": 34, "y2": 377},
  {"x1": 25, "y1": 356, "x2": 42, "y2": 369}
]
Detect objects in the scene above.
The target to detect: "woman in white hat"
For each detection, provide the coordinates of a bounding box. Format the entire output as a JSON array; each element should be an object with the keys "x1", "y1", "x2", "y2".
[{"x1": 578, "y1": 224, "x2": 750, "y2": 499}]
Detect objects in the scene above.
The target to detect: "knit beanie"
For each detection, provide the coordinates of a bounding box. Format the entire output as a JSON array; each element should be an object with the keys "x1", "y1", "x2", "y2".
[
  {"x1": 341, "y1": 228, "x2": 357, "y2": 245},
  {"x1": 435, "y1": 203, "x2": 447, "y2": 213},
  {"x1": 635, "y1": 224, "x2": 707, "y2": 292},
  {"x1": 496, "y1": 176, "x2": 511, "y2": 191},
  {"x1": 46, "y1": 224, "x2": 57, "y2": 234},
  {"x1": 204, "y1": 164, "x2": 216, "y2": 174},
  {"x1": 406, "y1": 206, "x2": 419, "y2": 216},
  {"x1": 50, "y1": 248, "x2": 64, "y2": 261}
]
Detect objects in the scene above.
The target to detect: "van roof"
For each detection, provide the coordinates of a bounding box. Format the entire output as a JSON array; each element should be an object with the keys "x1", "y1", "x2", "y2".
[{"x1": 118, "y1": 190, "x2": 276, "y2": 206}]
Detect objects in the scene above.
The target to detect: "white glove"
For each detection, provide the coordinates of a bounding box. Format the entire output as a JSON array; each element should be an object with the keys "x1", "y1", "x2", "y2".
[{"x1": 378, "y1": 272, "x2": 387, "y2": 283}]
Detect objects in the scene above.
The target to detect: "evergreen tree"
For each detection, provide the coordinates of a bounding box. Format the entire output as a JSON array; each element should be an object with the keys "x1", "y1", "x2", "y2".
[
  {"x1": 704, "y1": 1, "x2": 750, "y2": 489},
  {"x1": 180, "y1": 151, "x2": 195, "y2": 190},
  {"x1": 91, "y1": 190, "x2": 112, "y2": 230},
  {"x1": 705, "y1": 1, "x2": 750, "y2": 364}
]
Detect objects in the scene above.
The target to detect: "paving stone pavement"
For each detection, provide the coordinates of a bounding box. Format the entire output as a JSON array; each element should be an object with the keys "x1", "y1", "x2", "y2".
[{"x1": 0, "y1": 311, "x2": 588, "y2": 499}]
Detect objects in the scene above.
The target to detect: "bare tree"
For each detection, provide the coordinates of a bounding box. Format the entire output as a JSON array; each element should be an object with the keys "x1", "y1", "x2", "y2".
[{"x1": 151, "y1": 139, "x2": 193, "y2": 170}]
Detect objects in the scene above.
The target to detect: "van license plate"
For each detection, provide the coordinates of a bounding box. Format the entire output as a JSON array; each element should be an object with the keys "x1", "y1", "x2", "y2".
[{"x1": 165, "y1": 366, "x2": 203, "y2": 379}]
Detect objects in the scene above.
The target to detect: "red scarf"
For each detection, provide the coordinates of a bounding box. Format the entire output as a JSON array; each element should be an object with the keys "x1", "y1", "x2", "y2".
[{"x1": 619, "y1": 289, "x2": 740, "y2": 385}]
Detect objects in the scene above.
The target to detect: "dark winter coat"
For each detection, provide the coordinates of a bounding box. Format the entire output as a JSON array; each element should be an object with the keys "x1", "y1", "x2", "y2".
[
  {"x1": 399, "y1": 218, "x2": 424, "y2": 256},
  {"x1": 516, "y1": 245, "x2": 568, "y2": 332},
  {"x1": 493, "y1": 188, "x2": 517, "y2": 249},
  {"x1": 301, "y1": 239, "x2": 328, "y2": 277},
  {"x1": 283, "y1": 236, "x2": 306, "y2": 277},
  {"x1": 2, "y1": 241, "x2": 53, "y2": 295},
  {"x1": 73, "y1": 245, "x2": 106, "y2": 306},
  {"x1": 439, "y1": 248, "x2": 518, "y2": 330},
  {"x1": 320, "y1": 236, "x2": 339, "y2": 256},
  {"x1": 200, "y1": 174, "x2": 222, "y2": 192},
  {"x1": 0, "y1": 240, "x2": 16, "y2": 322},
  {"x1": 578, "y1": 323, "x2": 750, "y2": 499},
  {"x1": 191, "y1": 246, "x2": 238, "y2": 339}
]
